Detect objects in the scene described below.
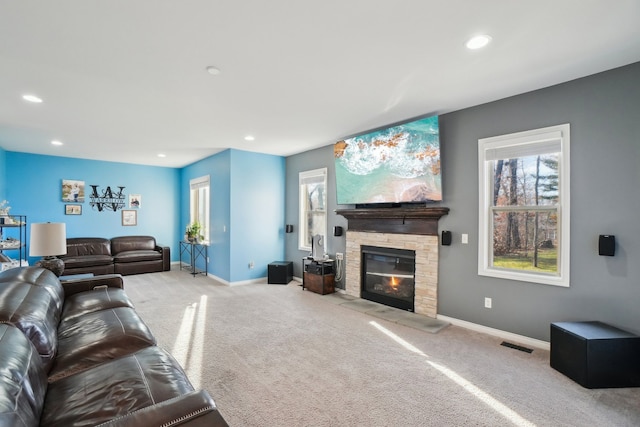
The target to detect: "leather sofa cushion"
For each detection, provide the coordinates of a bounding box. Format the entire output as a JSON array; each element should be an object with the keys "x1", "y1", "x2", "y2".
[
  {"x1": 49, "y1": 307, "x2": 156, "y2": 382},
  {"x1": 61, "y1": 287, "x2": 135, "y2": 322},
  {"x1": 41, "y1": 346, "x2": 194, "y2": 427},
  {"x1": 0, "y1": 324, "x2": 48, "y2": 427},
  {"x1": 115, "y1": 259, "x2": 163, "y2": 275},
  {"x1": 64, "y1": 238, "x2": 112, "y2": 256},
  {"x1": 0, "y1": 267, "x2": 64, "y2": 312},
  {"x1": 62, "y1": 254, "x2": 114, "y2": 268},
  {"x1": 0, "y1": 282, "x2": 60, "y2": 372},
  {"x1": 113, "y1": 250, "x2": 162, "y2": 263},
  {"x1": 111, "y1": 235, "x2": 156, "y2": 255}
]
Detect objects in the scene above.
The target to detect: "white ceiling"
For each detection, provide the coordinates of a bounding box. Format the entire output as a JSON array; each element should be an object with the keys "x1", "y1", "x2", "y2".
[{"x1": 1, "y1": 1, "x2": 639, "y2": 168}]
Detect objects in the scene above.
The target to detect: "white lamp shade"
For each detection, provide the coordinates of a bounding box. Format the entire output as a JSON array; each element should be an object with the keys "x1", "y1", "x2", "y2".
[{"x1": 29, "y1": 222, "x2": 67, "y2": 257}]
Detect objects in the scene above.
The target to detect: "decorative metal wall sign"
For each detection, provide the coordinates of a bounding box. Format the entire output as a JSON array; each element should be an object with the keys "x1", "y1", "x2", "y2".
[{"x1": 89, "y1": 185, "x2": 126, "y2": 212}]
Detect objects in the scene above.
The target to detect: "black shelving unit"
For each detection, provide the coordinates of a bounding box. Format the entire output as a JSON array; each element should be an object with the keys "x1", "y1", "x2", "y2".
[{"x1": 0, "y1": 215, "x2": 27, "y2": 268}]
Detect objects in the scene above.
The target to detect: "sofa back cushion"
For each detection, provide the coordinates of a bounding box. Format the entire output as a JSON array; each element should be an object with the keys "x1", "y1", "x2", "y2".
[
  {"x1": 111, "y1": 236, "x2": 156, "y2": 254},
  {"x1": 63, "y1": 238, "x2": 112, "y2": 257},
  {"x1": 0, "y1": 324, "x2": 47, "y2": 427},
  {"x1": 0, "y1": 267, "x2": 64, "y2": 312},
  {"x1": 0, "y1": 272, "x2": 61, "y2": 372}
]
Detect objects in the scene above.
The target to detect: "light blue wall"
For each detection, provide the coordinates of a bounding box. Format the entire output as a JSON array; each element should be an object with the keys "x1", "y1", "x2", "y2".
[
  {"x1": 180, "y1": 149, "x2": 285, "y2": 283},
  {"x1": 2, "y1": 147, "x2": 285, "y2": 282},
  {"x1": 0, "y1": 146, "x2": 6, "y2": 200},
  {"x1": 180, "y1": 149, "x2": 232, "y2": 281},
  {"x1": 229, "y1": 150, "x2": 285, "y2": 282},
  {"x1": 5, "y1": 152, "x2": 180, "y2": 264}
]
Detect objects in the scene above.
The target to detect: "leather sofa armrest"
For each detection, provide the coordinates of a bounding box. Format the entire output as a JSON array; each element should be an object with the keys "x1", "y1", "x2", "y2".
[
  {"x1": 61, "y1": 274, "x2": 125, "y2": 296},
  {"x1": 98, "y1": 390, "x2": 228, "y2": 427},
  {"x1": 156, "y1": 244, "x2": 171, "y2": 271}
]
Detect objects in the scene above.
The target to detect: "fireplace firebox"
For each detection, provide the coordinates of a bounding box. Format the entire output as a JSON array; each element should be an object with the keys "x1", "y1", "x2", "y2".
[{"x1": 361, "y1": 245, "x2": 416, "y2": 311}]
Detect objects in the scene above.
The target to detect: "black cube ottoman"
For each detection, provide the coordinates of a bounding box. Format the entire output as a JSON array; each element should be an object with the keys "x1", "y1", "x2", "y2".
[
  {"x1": 550, "y1": 321, "x2": 640, "y2": 388},
  {"x1": 268, "y1": 261, "x2": 293, "y2": 284}
]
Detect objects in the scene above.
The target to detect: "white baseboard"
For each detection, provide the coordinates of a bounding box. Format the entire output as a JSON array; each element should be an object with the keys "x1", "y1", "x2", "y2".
[
  {"x1": 437, "y1": 314, "x2": 550, "y2": 351},
  {"x1": 208, "y1": 274, "x2": 267, "y2": 287},
  {"x1": 169, "y1": 263, "x2": 265, "y2": 286}
]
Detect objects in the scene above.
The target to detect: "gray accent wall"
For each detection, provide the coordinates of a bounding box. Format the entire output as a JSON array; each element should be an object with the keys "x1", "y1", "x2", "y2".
[
  {"x1": 286, "y1": 61, "x2": 640, "y2": 341},
  {"x1": 439, "y1": 61, "x2": 640, "y2": 341},
  {"x1": 285, "y1": 146, "x2": 348, "y2": 288}
]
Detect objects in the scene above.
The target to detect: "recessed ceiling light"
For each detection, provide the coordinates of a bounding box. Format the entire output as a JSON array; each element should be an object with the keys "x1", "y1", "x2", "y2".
[
  {"x1": 23, "y1": 94, "x2": 43, "y2": 103},
  {"x1": 206, "y1": 66, "x2": 221, "y2": 75},
  {"x1": 157, "y1": 153, "x2": 166, "y2": 158},
  {"x1": 244, "y1": 135, "x2": 255, "y2": 141},
  {"x1": 51, "y1": 140, "x2": 63, "y2": 146},
  {"x1": 466, "y1": 34, "x2": 492, "y2": 50}
]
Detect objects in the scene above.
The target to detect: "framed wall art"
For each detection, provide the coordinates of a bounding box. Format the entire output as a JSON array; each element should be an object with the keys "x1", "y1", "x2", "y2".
[
  {"x1": 129, "y1": 194, "x2": 141, "y2": 208},
  {"x1": 122, "y1": 210, "x2": 137, "y2": 226},
  {"x1": 62, "y1": 179, "x2": 85, "y2": 203},
  {"x1": 65, "y1": 204, "x2": 82, "y2": 215}
]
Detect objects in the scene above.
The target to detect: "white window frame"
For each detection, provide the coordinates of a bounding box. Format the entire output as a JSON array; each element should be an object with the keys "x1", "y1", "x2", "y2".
[
  {"x1": 478, "y1": 124, "x2": 570, "y2": 287},
  {"x1": 298, "y1": 168, "x2": 328, "y2": 252},
  {"x1": 190, "y1": 175, "x2": 210, "y2": 244}
]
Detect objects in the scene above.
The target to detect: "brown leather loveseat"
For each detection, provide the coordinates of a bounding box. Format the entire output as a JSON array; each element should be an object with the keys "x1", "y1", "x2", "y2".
[
  {"x1": 0, "y1": 266, "x2": 227, "y2": 426},
  {"x1": 60, "y1": 235, "x2": 171, "y2": 276}
]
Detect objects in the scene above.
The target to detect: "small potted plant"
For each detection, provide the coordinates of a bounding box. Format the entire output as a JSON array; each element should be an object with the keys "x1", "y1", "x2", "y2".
[{"x1": 186, "y1": 222, "x2": 202, "y2": 243}]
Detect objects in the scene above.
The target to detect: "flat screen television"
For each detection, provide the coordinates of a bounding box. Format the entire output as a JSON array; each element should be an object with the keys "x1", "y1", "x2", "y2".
[{"x1": 334, "y1": 115, "x2": 441, "y2": 206}]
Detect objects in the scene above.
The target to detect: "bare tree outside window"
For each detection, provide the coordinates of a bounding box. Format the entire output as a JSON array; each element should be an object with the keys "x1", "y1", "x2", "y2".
[
  {"x1": 491, "y1": 153, "x2": 559, "y2": 273},
  {"x1": 299, "y1": 169, "x2": 327, "y2": 252},
  {"x1": 478, "y1": 124, "x2": 570, "y2": 287}
]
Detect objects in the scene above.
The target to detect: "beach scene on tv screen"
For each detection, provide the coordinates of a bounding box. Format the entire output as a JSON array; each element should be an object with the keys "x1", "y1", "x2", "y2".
[{"x1": 334, "y1": 116, "x2": 442, "y2": 204}]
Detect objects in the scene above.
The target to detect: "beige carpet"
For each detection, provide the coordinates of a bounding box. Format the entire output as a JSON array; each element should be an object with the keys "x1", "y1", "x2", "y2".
[{"x1": 124, "y1": 271, "x2": 640, "y2": 426}]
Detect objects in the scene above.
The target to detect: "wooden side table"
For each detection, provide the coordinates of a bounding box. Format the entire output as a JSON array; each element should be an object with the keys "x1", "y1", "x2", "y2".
[{"x1": 302, "y1": 258, "x2": 335, "y2": 295}]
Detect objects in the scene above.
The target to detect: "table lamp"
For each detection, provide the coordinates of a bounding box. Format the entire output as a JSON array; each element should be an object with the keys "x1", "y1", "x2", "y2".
[{"x1": 29, "y1": 222, "x2": 67, "y2": 276}]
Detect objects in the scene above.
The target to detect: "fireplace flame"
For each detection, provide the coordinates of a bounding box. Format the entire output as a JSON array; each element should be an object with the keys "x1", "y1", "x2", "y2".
[{"x1": 390, "y1": 276, "x2": 399, "y2": 289}]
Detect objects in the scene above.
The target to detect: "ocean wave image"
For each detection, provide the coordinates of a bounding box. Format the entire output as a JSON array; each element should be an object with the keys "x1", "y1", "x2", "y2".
[{"x1": 334, "y1": 116, "x2": 442, "y2": 204}]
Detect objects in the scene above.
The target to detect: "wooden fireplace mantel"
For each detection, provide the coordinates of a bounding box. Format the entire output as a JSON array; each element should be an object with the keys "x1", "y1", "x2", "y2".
[{"x1": 335, "y1": 207, "x2": 449, "y2": 236}]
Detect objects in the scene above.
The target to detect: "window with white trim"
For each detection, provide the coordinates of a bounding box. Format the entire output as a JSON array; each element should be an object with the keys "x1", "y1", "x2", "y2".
[
  {"x1": 299, "y1": 168, "x2": 327, "y2": 252},
  {"x1": 478, "y1": 124, "x2": 570, "y2": 287},
  {"x1": 190, "y1": 175, "x2": 210, "y2": 243}
]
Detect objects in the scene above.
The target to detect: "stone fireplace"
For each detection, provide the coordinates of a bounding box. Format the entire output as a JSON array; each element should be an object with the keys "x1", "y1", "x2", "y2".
[{"x1": 337, "y1": 207, "x2": 448, "y2": 319}]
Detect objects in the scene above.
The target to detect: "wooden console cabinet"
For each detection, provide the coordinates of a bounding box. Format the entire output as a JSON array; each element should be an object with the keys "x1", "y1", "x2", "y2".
[
  {"x1": 303, "y1": 271, "x2": 335, "y2": 295},
  {"x1": 302, "y1": 258, "x2": 335, "y2": 295}
]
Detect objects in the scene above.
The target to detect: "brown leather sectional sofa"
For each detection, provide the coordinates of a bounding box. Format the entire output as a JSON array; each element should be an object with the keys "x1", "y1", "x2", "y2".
[
  {"x1": 0, "y1": 266, "x2": 228, "y2": 426},
  {"x1": 60, "y1": 235, "x2": 171, "y2": 276}
]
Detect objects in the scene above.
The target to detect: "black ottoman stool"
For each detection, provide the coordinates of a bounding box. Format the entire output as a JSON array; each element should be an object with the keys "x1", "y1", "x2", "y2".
[{"x1": 550, "y1": 321, "x2": 640, "y2": 388}]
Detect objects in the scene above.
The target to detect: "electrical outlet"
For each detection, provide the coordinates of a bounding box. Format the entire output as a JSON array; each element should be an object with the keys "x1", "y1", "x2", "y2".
[
  {"x1": 249, "y1": 261, "x2": 254, "y2": 269},
  {"x1": 462, "y1": 234, "x2": 469, "y2": 244},
  {"x1": 484, "y1": 297, "x2": 492, "y2": 309},
  {"x1": 336, "y1": 252, "x2": 344, "y2": 261}
]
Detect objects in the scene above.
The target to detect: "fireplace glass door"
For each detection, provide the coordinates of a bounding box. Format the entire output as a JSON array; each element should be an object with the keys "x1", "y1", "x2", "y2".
[{"x1": 361, "y1": 245, "x2": 415, "y2": 311}]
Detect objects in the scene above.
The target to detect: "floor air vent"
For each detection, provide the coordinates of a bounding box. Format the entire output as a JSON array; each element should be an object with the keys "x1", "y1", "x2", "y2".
[{"x1": 500, "y1": 341, "x2": 533, "y2": 353}]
